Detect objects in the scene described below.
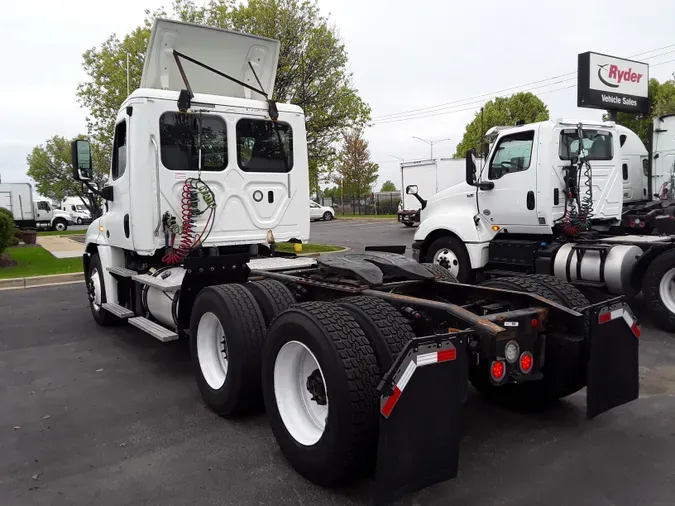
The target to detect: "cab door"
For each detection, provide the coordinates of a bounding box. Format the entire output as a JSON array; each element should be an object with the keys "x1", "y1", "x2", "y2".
[
  {"x1": 35, "y1": 201, "x2": 53, "y2": 222},
  {"x1": 477, "y1": 128, "x2": 541, "y2": 228},
  {"x1": 103, "y1": 119, "x2": 134, "y2": 250}
]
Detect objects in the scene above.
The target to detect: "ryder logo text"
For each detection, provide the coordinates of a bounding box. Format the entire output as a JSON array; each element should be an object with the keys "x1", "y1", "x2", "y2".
[{"x1": 598, "y1": 64, "x2": 644, "y2": 88}]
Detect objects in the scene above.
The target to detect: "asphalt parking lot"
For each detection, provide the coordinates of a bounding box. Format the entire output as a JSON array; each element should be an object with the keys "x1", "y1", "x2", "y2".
[{"x1": 2, "y1": 219, "x2": 675, "y2": 506}]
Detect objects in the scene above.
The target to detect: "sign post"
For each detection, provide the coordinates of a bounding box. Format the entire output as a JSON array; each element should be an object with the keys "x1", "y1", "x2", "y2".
[{"x1": 577, "y1": 52, "x2": 650, "y2": 116}]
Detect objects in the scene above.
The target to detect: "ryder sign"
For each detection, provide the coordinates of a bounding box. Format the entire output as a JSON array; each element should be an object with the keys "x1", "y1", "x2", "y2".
[{"x1": 577, "y1": 52, "x2": 649, "y2": 114}]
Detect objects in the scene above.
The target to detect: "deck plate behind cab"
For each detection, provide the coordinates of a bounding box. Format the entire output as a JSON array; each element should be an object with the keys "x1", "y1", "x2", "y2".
[{"x1": 316, "y1": 251, "x2": 433, "y2": 285}]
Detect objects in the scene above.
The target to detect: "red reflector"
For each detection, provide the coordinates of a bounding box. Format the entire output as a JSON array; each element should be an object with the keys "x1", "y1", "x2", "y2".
[
  {"x1": 631, "y1": 323, "x2": 641, "y2": 338},
  {"x1": 599, "y1": 312, "x2": 612, "y2": 324},
  {"x1": 520, "y1": 352, "x2": 533, "y2": 373},
  {"x1": 381, "y1": 386, "x2": 402, "y2": 417},
  {"x1": 531, "y1": 319, "x2": 538, "y2": 328},
  {"x1": 490, "y1": 360, "x2": 505, "y2": 381},
  {"x1": 438, "y1": 349, "x2": 457, "y2": 362}
]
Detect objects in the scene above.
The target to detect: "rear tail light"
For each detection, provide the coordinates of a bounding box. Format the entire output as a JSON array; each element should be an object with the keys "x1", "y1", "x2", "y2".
[
  {"x1": 490, "y1": 360, "x2": 506, "y2": 382},
  {"x1": 519, "y1": 351, "x2": 534, "y2": 374}
]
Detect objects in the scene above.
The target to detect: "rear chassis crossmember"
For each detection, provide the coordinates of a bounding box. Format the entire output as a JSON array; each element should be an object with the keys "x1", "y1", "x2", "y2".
[{"x1": 252, "y1": 264, "x2": 640, "y2": 504}]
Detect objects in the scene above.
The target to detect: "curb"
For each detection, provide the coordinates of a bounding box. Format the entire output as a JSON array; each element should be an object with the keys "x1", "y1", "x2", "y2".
[{"x1": 0, "y1": 272, "x2": 84, "y2": 291}]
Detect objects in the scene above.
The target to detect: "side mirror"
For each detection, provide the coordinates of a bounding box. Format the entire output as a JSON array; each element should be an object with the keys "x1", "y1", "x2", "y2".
[
  {"x1": 71, "y1": 140, "x2": 94, "y2": 182},
  {"x1": 406, "y1": 185, "x2": 418, "y2": 195},
  {"x1": 465, "y1": 149, "x2": 478, "y2": 186}
]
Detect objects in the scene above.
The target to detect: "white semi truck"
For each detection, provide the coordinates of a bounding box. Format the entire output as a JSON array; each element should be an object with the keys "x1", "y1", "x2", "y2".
[
  {"x1": 69, "y1": 19, "x2": 641, "y2": 503},
  {"x1": 409, "y1": 116, "x2": 675, "y2": 332},
  {"x1": 60, "y1": 196, "x2": 93, "y2": 225},
  {"x1": 0, "y1": 182, "x2": 72, "y2": 231},
  {"x1": 397, "y1": 158, "x2": 465, "y2": 227}
]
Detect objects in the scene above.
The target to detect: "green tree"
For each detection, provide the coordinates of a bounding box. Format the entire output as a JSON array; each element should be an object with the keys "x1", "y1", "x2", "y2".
[
  {"x1": 454, "y1": 92, "x2": 550, "y2": 157},
  {"x1": 0, "y1": 208, "x2": 14, "y2": 255},
  {"x1": 334, "y1": 130, "x2": 378, "y2": 196},
  {"x1": 380, "y1": 180, "x2": 397, "y2": 192},
  {"x1": 76, "y1": 1, "x2": 370, "y2": 192},
  {"x1": 26, "y1": 136, "x2": 107, "y2": 216},
  {"x1": 605, "y1": 77, "x2": 675, "y2": 146},
  {"x1": 322, "y1": 186, "x2": 341, "y2": 200}
]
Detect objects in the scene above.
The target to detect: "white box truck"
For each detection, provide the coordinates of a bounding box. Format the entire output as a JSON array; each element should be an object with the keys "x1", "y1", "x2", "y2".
[
  {"x1": 397, "y1": 158, "x2": 466, "y2": 227},
  {"x1": 0, "y1": 182, "x2": 72, "y2": 231}
]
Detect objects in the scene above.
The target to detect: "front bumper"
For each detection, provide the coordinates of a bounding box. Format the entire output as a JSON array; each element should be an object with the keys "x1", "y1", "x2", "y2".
[{"x1": 398, "y1": 211, "x2": 420, "y2": 223}]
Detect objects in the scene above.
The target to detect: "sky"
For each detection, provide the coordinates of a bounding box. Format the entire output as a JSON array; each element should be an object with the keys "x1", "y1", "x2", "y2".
[{"x1": 2, "y1": 0, "x2": 675, "y2": 191}]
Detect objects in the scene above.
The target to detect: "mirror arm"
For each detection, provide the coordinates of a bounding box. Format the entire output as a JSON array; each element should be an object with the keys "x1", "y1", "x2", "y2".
[
  {"x1": 412, "y1": 193, "x2": 427, "y2": 210},
  {"x1": 83, "y1": 180, "x2": 113, "y2": 202}
]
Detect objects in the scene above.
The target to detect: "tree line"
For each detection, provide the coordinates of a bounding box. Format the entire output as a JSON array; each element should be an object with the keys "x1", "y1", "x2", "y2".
[
  {"x1": 24, "y1": 0, "x2": 675, "y2": 212},
  {"x1": 26, "y1": 0, "x2": 380, "y2": 214}
]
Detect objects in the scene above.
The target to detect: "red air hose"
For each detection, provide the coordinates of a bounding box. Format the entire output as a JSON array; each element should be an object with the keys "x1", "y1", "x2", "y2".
[{"x1": 162, "y1": 181, "x2": 197, "y2": 265}]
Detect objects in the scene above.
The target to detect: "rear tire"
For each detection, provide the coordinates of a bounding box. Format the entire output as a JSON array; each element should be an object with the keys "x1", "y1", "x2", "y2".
[
  {"x1": 473, "y1": 276, "x2": 586, "y2": 407},
  {"x1": 425, "y1": 235, "x2": 472, "y2": 283},
  {"x1": 404, "y1": 222, "x2": 414, "y2": 227},
  {"x1": 190, "y1": 284, "x2": 266, "y2": 416},
  {"x1": 421, "y1": 262, "x2": 458, "y2": 282},
  {"x1": 245, "y1": 279, "x2": 296, "y2": 327},
  {"x1": 262, "y1": 302, "x2": 380, "y2": 486},
  {"x1": 86, "y1": 253, "x2": 118, "y2": 327},
  {"x1": 526, "y1": 274, "x2": 589, "y2": 309},
  {"x1": 337, "y1": 296, "x2": 415, "y2": 373},
  {"x1": 643, "y1": 249, "x2": 675, "y2": 332}
]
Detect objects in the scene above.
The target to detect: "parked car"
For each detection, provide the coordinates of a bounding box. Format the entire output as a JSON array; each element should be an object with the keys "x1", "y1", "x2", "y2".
[{"x1": 309, "y1": 200, "x2": 334, "y2": 221}]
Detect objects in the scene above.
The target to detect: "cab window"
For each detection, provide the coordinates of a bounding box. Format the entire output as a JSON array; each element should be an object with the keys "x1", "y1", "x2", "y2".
[
  {"x1": 559, "y1": 129, "x2": 613, "y2": 161},
  {"x1": 159, "y1": 112, "x2": 227, "y2": 171},
  {"x1": 111, "y1": 121, "x2": 127, "y2": 180},
  {"x1": 488, "y1": 131, "x2": 535, "y2": 180},
  {"x1": 37, "y1": 201, "x2": 50, "y2": 211},
  {"x1": 237, "y1": 119, "x2": 293, "y2": 173}
]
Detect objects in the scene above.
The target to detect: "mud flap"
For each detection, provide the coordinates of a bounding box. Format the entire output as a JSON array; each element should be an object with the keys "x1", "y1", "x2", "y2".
[
  {"x1": 586, "y1": 300, "x2": 640, "y2": 419},
  {"x1": 373, "y1": 333, "x2": 469, "y2": 505}
]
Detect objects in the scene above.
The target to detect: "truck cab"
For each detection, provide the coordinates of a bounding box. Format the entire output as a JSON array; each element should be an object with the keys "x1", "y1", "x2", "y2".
[
  {"x1": 413, "y1": 119, "x2": 624, "y2": 278},
  {"x1": 76, "y1": 19, "x2": 309, "y2": 262}
]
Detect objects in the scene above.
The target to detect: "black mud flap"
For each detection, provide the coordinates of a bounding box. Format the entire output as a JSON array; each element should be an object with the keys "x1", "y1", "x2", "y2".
[
  {"x1": 373, "y1": 333, "x2": 469, "y2": 505},
  {"x1": 586, "y1": 299, "x2": 640, "y2": 419}
]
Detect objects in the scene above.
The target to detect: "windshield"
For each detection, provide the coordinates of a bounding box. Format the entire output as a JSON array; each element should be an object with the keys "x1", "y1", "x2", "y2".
[{"x1": 75, "y1": 205, "x2": 87, "y2": 211}]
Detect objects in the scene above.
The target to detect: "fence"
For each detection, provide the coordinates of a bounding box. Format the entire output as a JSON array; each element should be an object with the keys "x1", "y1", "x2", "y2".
[{"x1": 315, "y1": 192, "x2": 402, "y2": 216}]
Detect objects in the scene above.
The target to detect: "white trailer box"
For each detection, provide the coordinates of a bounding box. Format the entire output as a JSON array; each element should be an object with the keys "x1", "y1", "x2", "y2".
[
  {"x1": 0, "y1": 182, "x2": 35, "y2": 226},
  {"x1": 398, "y1": 158, "x2": 466, "y2": 226}
]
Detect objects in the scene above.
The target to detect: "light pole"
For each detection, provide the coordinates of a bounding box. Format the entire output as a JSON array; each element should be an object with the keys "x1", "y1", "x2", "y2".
[
  {"x1": 412, "y1": 136, "x2": 451, "y2": 159},
  {"x1": 389, "y1": 155, "x2": 405, "y2": 201}
]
